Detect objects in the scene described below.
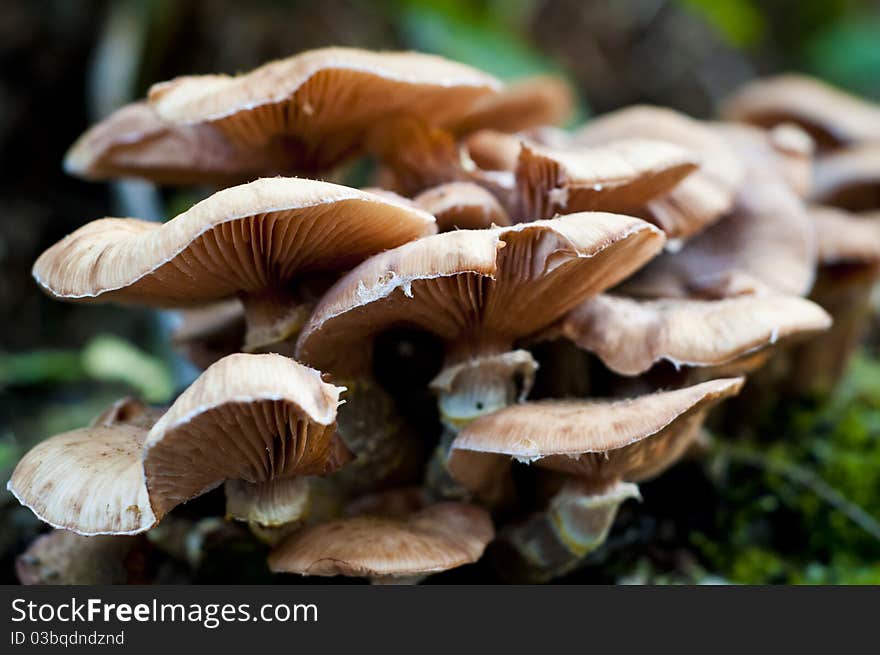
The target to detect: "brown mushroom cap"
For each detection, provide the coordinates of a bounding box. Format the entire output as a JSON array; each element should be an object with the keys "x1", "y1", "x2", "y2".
[
  {"x1": 623, "y1": 125, "x2": 817, "y2": 299},
  {"x1": 366, "y1": 115, "x2": 474, "y2": 196},
  {"x1": 811, "y1": 205, "x2": 880, "y2": 266},
  {"x1": 414, "y1": 182, "x2": 511, "y2": 231},
  {"x1": 296, "y1": 212, "x2": 665, "y2": 377},
  {"x1": 452, "y1": 74, "x2": 575, "y2": 135},
  {"x1": 541, "y1": 293, "x2": 831, "y2": 376},
  {"x1": 721, "y1": 74, "x2": 880, "y2": 149},
  {"x1": 8, "y1": 423, "x2": 155, "y2": 535},
  {"x1": 516, "y1": 139, "x2": 698, "y2": 220},
  {"x1": 7, "y1": 354, "x2": 347, "y2": 535},
  {"x1": 148, "y1": 47, "x2": 501, "y2": 174},
  {"x1": 812, "y1": 143, "x2": 880, "y2": 211},
  {"x1": 268, "y1": 502, "x2": 493, "y2": 578},
  {"x1": 143, "y1": 354, "x2": 348, "y2": 516},
  {"x1": 16, "y1": 530, "x2": 144, "y2": 585},
  {"x1": 574, "y1": 106, "x2": 745, "y2": 239},
  {"x1": 343, "y1": 486, "x2": 430, "y2": 519},
  {"x1": 33, "y1": 178, "x2": 435, "y2": 349},
  {"x1": 34, "y1": 178, "x2": 433, "y2": 305},
  {"x1": 63, "y1": 102, "x2": 284, "y2": 185},
  {"x1": 89, "y1": 396, "x2": 165, "y2": 429},
  {"x1": 464, "y1": 129, "x2": 526, "y2": 172},
  {"x1": 447, "y1": 378, "x2": 743, "y2": 501},
  {"x1": 766, "y1": 123, "x2": 816, "y2": 197}
]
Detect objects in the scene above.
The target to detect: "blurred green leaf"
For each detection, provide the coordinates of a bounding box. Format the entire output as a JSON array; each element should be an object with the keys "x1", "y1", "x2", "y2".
[
  {"x1": 0, "y1": 350, "x2": 84, "y2": 388},
  {"x1": 394, "y1": 1, "x2": 586, "y2": 122},
  {"x1": 82, "y1": 334, "x2": 174, "y2": 403},
  {"x1": 680, "y1": 0, "x2": 765, "y2": 47},
  {"x1": 804, "y1": 14, "x2": 880, "y2": 100},
  {"x1": 398, "y1": 3, "x2": 551, "y2": 79}
]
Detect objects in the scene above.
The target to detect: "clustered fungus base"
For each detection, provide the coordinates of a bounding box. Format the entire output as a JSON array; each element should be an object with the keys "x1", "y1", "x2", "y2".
[{"x1": 10, "y1": 46, "x2": 880, "y2": 585}]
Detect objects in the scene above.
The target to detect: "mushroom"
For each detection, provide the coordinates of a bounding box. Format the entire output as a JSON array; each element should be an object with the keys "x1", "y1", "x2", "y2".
[
  {"x1": 365, "y1": 115, "x2": 477, "y2": 197},
  {"x1": 150, "y1": 47, "x2": 500, "y2": 173},
  {"x1": 812, "y1": 143, "x2": 880, "y2": 211},
  {"x1": 622, "y1": 123, "x2": 818, "y2": 299},
  {"x1": 538, "y1": 292, "x2": 831, "y2": 377},
  {"x1": 7, "y1": 354, "x2": 348, "y2": 535},
  {"x1": 268, "y1": 498, "x2": 493, "y2": 583},
  {"x1": 296, "y1": 213, "x2": 666, "y2": 430},
  {"x1": 447, "y1": 378, "x2": 743, "y2": 581},
  {"x1": 783, "y1": 206, "x2": 880, "y2": 395},
  {"x1": 32, "y1": 177, "x2": 436, "y2": 351},
  {"x1": 452, "y1": 74, "x2": 575, "y2": 135},
  {"x1": 463, "y1": 129, "x2": 525, "y2": 172},
  {"x1": 89, "y1": 395, "x2": 165, "y2": 429},
  {"x1": 721, "y1": 74, "x2": 880, "y2": 150},
  {"x1": 765, "y1": 123, "x2": 816, "y2": 198},
  {"x1": 225, "y1": 477, "x2": 311, "y2": 532},
  {"x1": 67, "y1": 48, "x2": 502, "y2": 185},
  {"x1": 16, "y1": 530, "x2": 148, "y2": 585},
  {"x1": 63, "y1": 102, "x2": 285, "y2": 186},
  {"x1": 573, "y1": 106, "x2": 746, "y2": 240},
  {"x1": 413, "y1": 182, "x2": 511, "y2": 231},
  {"x1": 515, "y1": 139, "x2": 698, "y2": 220},
  {"x1": 376, "y1": 124, "x2": 700, "y2": 226}
]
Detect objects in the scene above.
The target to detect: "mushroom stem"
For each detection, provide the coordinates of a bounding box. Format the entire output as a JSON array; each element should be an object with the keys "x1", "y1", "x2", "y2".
[
  {"x1": 494, "y1": 479, "x2": 640, "y2": 583},
  {"x1": 240, "y1": 287, "x2": 313, "y2": 352},
  {"x1": 786, "y1": 263, "x2": 879, "y2": 397},
  {"x1": 430, "y1": 349, "x2": 539, "y2": 431},
  {"x1": 424, "y1": 428, "x2": 471, "y2": 501},
  {"x1": 331, "y1": 377, "x2": 423, "y2": 495}
]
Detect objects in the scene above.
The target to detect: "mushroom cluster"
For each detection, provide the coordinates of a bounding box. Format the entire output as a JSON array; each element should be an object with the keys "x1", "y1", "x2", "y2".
[{"x1": 12, "y1": 47, "x2": 880, "y2": 584}]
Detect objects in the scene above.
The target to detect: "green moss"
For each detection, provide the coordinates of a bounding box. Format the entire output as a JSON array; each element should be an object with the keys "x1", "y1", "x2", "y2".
[{"x1": 693, "y1": 351, "x2": 880, "y2": 584}]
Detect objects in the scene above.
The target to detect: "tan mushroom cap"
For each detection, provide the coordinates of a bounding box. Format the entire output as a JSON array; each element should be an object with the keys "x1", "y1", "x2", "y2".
[
  {"x1": 143, "y1": 354, "x2": 348, "y2": 515},
  {"x1": 447, "y1": 378, "x2": 743, "y2": 501},
  {"x1": 623, "y1": 126, "x2": 817, "y2": 299},
  {"x1": 721, "y1": 74, "x2": 880, "y2": 148},
  {"x1": 516, "y1": 139, "x2": 698, "y2": 220},
  {"x1": 268, "y1": 502, "x2": 493, "y2": 578},
  {"x1": 89, "y1": 396, "x2": 165, "y2": 429},
  {"x1": 810, "y1": 205, "x2": 880, "y2": 266},
  {"x1": 343, "y1": 486, "x2": 430, "y2": 519},
  {"x1": 713, "y1": 122, "x2": 816, "y2": 198},
  {"x1": 464, "y1": 129, "x2": 524, "y2": 172},
  {"x1": 366, "y1": 115, "x2": 473, "y2": 196},
  {"x1": 63, "y1": 102, "x2": 284, "y2": 185},
  {"x1": 34, "y1": 178, "x2": 435, "y2": 349},
  {"x1": 541, "y1": 293, "x2": 831, "y2": 376},
  {"x1": 8, "y1": 423, "x2": 155, "y2": 535},
  {"x1": 767, "y1": 123, "x2": 816, "y2": 197},
  {"x1": 8, "y1": 354, "x2": 348, "y2": 535},
  {"x1": 34, "y1": 178, "x2": 434, "y2": 305},
  {"x1": 574, "y1": 106, "x2": 745, "y2": 239},
  {"x1": 296, "y1": 212, "x2": 665, "y2": 377},
  {"x1": 414, "y1": 182, "x2": 510, "y2": 231},
  {"x1": 812, "y1": 143, "x2": 880, "y2": 211},
  {"x1": 452, "y1": 74, "x2": 575, "y2": 135},
  {"x1": 149, "y1": 47, "x2": 501, "y2": 173}
]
